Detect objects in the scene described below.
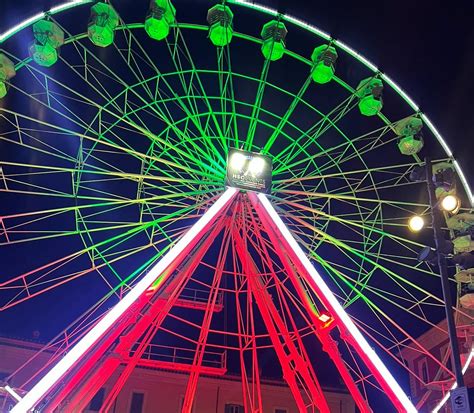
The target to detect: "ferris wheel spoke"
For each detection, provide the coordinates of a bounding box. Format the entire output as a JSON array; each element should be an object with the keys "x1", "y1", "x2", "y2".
[
  {"x1": 114, "y1": 18, "x2": 227, "y2": 160},
  {"x1": 281, "y1": 208, "x2": 448, "y2": 308},
  {"x1": 310, "y1": 251, "x2": 456, "y2": 368},
  {"x1": 114, "y1": 22, "x2": 226, "y2": 163},
  {"x1": 274, "y1": 94, "x2": 359, "y2": 169},
  {"x1": 19, "y1": 34, "x2": 224, "y2": 177},
  {"x1": 273, "y1": 120, "x2": 390, "y2": 177},
  {"x1": 263, "y1": 75, "x2": 313, "y2": 154},
  {"x1": 244, "y1": 58, "x2": 271, "y2": 151},
  {"x1": 218, "y1": 47, "x2": 240, "y2": 148},
  {"x1": 0, "y1": 193, "x2": 217, "y2": 311},
  {"x1": 166, "y1": 26, "x2": 228, "y2": 153},
  {"x1": 3, "y1": 108, "x2": 220, "y2": 183},
  {"x1": 274, "y1": 197, "x2": 426, "y2": 253},
  {"x1": 274, "y1": 188, "x2": 430, "y2": 212},
  {"x1": 274, "y1": 160, "x2": 424, "y2": 187}
]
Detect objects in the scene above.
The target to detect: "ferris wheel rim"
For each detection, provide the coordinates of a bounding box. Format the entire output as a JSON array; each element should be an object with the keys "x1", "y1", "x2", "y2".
[
  {"x1": 1, "y1": 2, "x2": 472, "y2": 411},
  {"x1": 0, "y1": 0, "x2": 472, "y2": 206}
]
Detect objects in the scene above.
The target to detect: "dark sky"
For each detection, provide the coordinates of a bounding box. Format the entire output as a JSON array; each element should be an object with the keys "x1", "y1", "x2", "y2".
[
  {"x1": 1, "y1": 2, "x2": 472, "y2": 410},
  {"x1": 2, "y1": 0, "x2": 474, "y2": 187}
]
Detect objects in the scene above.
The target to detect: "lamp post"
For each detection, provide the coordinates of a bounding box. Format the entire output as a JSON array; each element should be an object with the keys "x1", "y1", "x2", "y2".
[{"x1": 424, "y1": 157, "x2": 466, "y2": 394}]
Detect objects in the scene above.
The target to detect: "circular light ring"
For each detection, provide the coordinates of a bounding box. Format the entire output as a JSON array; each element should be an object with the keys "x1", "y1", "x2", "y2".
[
  {"x1": 408, "y1": 215, "x2": 425, "y2": 232},
  {"x1": 0, "y1": 0, "x2": 471, "y2": 205}
]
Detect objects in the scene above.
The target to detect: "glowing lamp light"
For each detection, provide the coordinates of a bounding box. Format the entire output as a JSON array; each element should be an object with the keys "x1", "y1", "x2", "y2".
[
  {"x1": 207, "y1": 4, "x2": 234, "y2": 47},
  {"x1": 441, "y1": 194, "x2": 461, "y2": 214},
  {"x1": 88, "y1": 2, "x2": 119, "y2": 47},
  {"x1": 311, "y1": 45, "x2": 337, "y2": 84},
  {"x1": 230, "y1": 151, "x2": 247, "y2": 171},
  {"x1": 145, "y1": 0, "x2": 176, "y2": 41},
  {"x1": 408, "y1": 215, "x2": 424, "y2": 232},
  {"x1": 317, "y1": 311, "x2": 334, "y2": 328},
  {"x1": 248, "y1": 156, "x2": 266, "y2": 175},
  {"x1": 261, "y1": 20, "x2": 287, "y2": 61},
  {"x1": 356, "y1": 77, "x2": 384, "y2": 116},
  {"x1": 318, "y1": 313, "x2": 331, "y2": 323}
]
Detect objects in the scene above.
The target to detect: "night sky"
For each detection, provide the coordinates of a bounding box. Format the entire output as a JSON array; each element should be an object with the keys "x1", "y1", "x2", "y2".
[
  {"x1": 2, "y1": 0, "x2": 473, "y2": 183},
  {"x1": 0, "y1": 1, "x2": 473, "y2": 411}
]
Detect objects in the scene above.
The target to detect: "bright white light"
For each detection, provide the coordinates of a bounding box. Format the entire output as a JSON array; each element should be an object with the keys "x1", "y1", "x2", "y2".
[
  {"x1": 4, "y1": 385, "x2": 22, "y2": 402},
  {"x1": 256, "y1": 193, "x2": 417, "y2": 413},
  {"x1": 50, "y1": 0, "x2": 92, "y2": 14},
  {"x1": 248, "y1": 157, "x2": 266, "y2": 176},
  {"x1": 453, "y1": 159, "x2": 474, "y2": 207},
  {"x1": 441, "y1": 195, "x2": 460, "y2": 213},
  {"x1": 0, "y1": 1, "x2": 92, "y2": 44},
  {"x1": 230, "y1": 152, "x2": 247, "y2": 171},
  {"x1": 408, "y1": 215, "x2": 425, "y2": 232},
  {"x1": 318, "y1": 313, "x2": 331, "y2": 323},
  {"x1": 11, "y1": 187, "x2": 238, "y2": 413},
  {"x1": 382, "y1": 74, "x2": 419, "y2": 111},
  {"x1": 0, "y1": 13, "x2": 44, "y2": 43}
]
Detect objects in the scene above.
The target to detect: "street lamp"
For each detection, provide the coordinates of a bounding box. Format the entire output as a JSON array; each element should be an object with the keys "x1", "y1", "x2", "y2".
[
  {"x1": 408, "y1": 215, "x2": 425, "y2": 232},
  {"x1": 414, "y1": 157, "x2": 469, "y2": 409},
  {"x1": 441, "y1": 194, "x2": 461, "y2": 214}
]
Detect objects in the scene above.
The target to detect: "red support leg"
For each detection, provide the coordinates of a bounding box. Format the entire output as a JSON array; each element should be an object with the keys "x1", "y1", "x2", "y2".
[
  {"x1": 245, "y1": 200, "x2": 372, "y2": 413},
  {"x1": 182, "y1": 223, "x2": 232, "y2": 413},
  {"x1": 12, "y1": 189, "x2": 237, "y2": 413},
  {"x1": 249, "y1": 192, "x2": 416, "y2": 413},
  {"x1": 233, "y1": 226, "x2": 331, "y2": 413},
  {"x1": 66, "y1": 218, "x2": 231, "y2": 412}
]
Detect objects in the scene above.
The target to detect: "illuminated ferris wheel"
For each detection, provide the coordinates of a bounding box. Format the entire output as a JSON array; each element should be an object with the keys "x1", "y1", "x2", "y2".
[{"x1": 0, "y1": 1, "x2": 473, "y2": 412}]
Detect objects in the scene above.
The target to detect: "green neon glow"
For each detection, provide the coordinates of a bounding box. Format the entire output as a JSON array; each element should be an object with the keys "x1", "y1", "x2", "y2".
[
  {"x1": 1, "y1": 5, "x2": 473, "y2": 407},
  {"x1": 261, "y1": 20, "x2": 287, "y2": 61},
  {"x1": 208, "y1": 5, "x2": 234, "y2": 47},
  {"x1": 311, "y1": 45, "x2": 337, "y2": 84},
  {"x1": 398, "y1": 135, "x2": 424, "y2": 156},
  {"x1": 88, "y1": 2, "x2": 119, "y2": 47},
  {"x1": 145, "y1": 0, "x2": 176, "y2": 41},
  {"x1": 31, "y1": 43, "x2": 58, "y2": 67},
  {"x1": 1, "y1": 1, "x2": 472, "y2": 208}
]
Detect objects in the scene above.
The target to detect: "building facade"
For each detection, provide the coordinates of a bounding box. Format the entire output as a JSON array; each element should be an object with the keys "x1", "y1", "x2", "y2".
[
  {"x1": 401, "y1": 314, "x2": 474, "y2": 412},
  {"x1": 0, "y1": 337, "x2": 355, "y2": 413}
]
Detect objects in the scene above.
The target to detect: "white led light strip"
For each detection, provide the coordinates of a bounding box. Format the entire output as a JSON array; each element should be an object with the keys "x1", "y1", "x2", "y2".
[
  {"x1": 0, "y1": 1, "x2": 93, "y2": 44},
  {"x1": 432, "y1": 346, "x2": 473, "y2": 413},
  {"x1": 256, "y1": 193, "x2": 418, "y2": 413},
  {"x1": 11, "y1": 187, "x2": 237, "y2": 413},
  {"x1": 5, "y1": 385, "x2": 22, "y2": 402}
]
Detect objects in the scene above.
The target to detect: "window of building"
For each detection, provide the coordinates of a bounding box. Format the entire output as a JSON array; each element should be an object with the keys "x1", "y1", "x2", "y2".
[
  {"x1": 224, "y1": 404, "x2": 244, "y2": 413},
  {"x1": 88, "y1": 388, "x2": 105, "y2": 411},
  {"x1": 275, "y1": 409, "x2": 288, "y2": 413},
  {"x1": 129, "y1": 392, "x2": 145, "y2": 413},
  {"x1": 419, "y1": 359, "x2": 429, "y2": 383}
]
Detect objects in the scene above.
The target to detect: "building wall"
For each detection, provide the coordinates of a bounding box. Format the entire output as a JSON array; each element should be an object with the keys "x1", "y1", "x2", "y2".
[
  {"x1": 401, "y1": 314, "x2": 474, "y2": 412},
  {"x1": 0, "y1": 337, "x2": 355, "y2": 413}
]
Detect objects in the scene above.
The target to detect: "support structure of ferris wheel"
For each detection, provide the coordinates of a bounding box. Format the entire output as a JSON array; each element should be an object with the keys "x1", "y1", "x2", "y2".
[{"x1": 0, "y1": 1, "x2": 472, "y2": 412}]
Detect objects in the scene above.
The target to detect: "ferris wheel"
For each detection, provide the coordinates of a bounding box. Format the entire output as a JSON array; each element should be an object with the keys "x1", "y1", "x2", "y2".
[{"x1": 0, "y1": 1, "x2": 473, "y2": 412}]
